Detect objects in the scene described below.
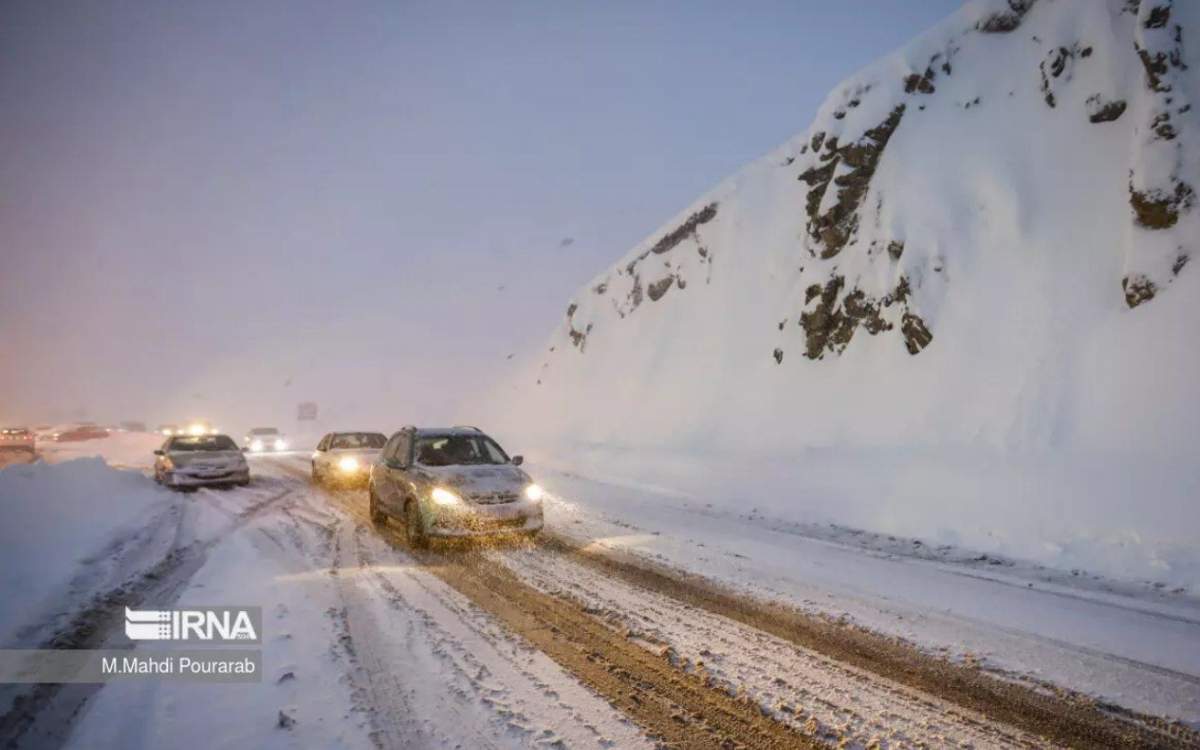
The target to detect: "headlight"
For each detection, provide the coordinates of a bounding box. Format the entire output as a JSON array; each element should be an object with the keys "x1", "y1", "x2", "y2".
[
  {"x1": 524, "y1": 483, "x2": 545, "y2": 501},
  {"x1": 431, "y1": 487, "x2": 462, "y2": 506},
  {"x1": 250, "y1": 439, "x2": 264, "y2": 452},
  {"x1": 188, "y1": 424, "x2": 205, "y2": 436},
  {"x1": 274, "y1": 438, "x2": 287, "y2": 450},
  {"x1": 161, "y1": 457, "x2": 174, "y2": 470},
  {"x1": 337, "y1": 456, "x2": 360, "y2": 473}
]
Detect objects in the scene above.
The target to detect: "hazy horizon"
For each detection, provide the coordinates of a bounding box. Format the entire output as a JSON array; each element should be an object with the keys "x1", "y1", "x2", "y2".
[{"x1": 1, "y1": 0, "x2": 961, "y2": 433}]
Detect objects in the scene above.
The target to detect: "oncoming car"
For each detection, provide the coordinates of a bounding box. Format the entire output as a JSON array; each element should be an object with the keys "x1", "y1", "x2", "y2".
[
  {"x1": 244, "y1": 427, "x2": 287, "y2": 453},
  {"x1": 312, "y1": 431, "x2": 386, "y2": 487},
  {"x1": 368, "y1": 427, "x2": 544, "y2": 547},
  {"x1": 0, "y1": 427, "x2": 35, "y2": 454},
  {"x1": 154, "y1": 434, "x2": 250, "y2": 490}
]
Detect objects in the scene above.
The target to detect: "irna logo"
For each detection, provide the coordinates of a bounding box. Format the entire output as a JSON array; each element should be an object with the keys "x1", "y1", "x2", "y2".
[{"x1": 124, "y1": 607, "x2": 260, "y2": 643}]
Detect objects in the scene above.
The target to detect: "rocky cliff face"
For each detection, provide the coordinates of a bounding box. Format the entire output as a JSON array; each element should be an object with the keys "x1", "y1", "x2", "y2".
[{"x1": 493, "y1": 0, "x2": 1198, "y2": 458}]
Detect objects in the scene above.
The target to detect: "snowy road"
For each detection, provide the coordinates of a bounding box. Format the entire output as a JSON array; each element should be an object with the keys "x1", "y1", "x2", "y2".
[{"x1": 1, "y1": 451, "x2": 1197, "y2": 749}]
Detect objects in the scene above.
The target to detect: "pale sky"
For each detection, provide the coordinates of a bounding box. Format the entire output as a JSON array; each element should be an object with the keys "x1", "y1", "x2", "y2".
[{"x1": 0, "y1": 0, "x2": 961, "y2": 432}]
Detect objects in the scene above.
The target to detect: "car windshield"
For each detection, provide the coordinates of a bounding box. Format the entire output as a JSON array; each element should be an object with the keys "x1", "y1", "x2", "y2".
[
  {"x1": 414, "y1": 435, "x2": 509, "y2": 466},
  {"x1": 249, "y1": 428, "x2": 279, "y2": 435},
  {"x1": 169, "y1": 435, "x2": 238, "y2": 452},
  {"x1": 331, "y1": 433, "x2": 386, "y2": 449}
]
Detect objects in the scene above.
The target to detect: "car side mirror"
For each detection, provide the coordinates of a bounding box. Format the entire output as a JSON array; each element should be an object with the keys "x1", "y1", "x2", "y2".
[
  {"x1": 153, "y1": 449, "x2": 164, "y2": 456},
  {"x1": 511, "y1": 455, "x2": 524, "y2": 466}
]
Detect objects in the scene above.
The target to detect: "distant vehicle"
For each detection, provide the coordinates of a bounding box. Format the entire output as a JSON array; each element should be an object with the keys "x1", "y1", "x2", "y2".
[
  {"x1": 244, "y1": 427, "x2": 288, "y2": 453},
  {"x1": 120, "y1": 421, "x2": 147, "y2": 433},
  {"x1": 368, "y1": 426, "x2": 544, "y2": 548},
  {"x1": 154, "y1": 434, "x2": 249, "y2": 490},
  {"x1": 54, "y1": 424, "x2": 109, "y2": 442},
  {"x1": 0, "y1": 427, "x2": 35, "y2": 454},
  {"x1": 182, "y1": 420, "x2": 219, "y2": 436},
  {"x1": 311, "y1": 431, "x2": 387, "y2": 487},
  {"x1": 158, "y1": 424, "x2": 181, "y2": 436}
]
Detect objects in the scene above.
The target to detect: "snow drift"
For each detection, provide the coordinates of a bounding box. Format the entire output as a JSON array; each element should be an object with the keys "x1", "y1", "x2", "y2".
[
  {"x1": 0, "y1": 459, "x2": 172, "y2": 646},
  {"x1": 480, "y1": 0, "x2": 1200, "y2": 587}
]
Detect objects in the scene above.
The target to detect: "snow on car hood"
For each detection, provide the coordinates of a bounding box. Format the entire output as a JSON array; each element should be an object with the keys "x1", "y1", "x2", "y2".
[
  {"x1": 169, "y1": 450, "x2": 245, "y2": 468},
  {"x1": 418, "y1": 464, "x2": 529, "y2": 496}
]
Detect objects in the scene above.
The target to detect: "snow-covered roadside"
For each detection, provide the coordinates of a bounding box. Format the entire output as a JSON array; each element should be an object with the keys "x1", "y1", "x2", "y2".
[
  {"x1": 527, "y1": 462, "x2": 1200, "y2": 726},
  {"x1": 63, "y1": 485, "x2": 372, "y2": 750},
  {"x1": 0, "y1": 458, "x2": 178, "y2": 647},
  {"x1": 37, "y1": 432, "x2": 163, "y2": 471}
]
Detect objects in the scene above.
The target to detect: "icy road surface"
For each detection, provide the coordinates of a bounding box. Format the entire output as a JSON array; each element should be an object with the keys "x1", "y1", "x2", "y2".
[
  {"x1": 2, "y1": 450, "x2": 1197, "y2": 749},
  {"x1": 530, "y1": 464, "x2": 1200, "y2": 726}
]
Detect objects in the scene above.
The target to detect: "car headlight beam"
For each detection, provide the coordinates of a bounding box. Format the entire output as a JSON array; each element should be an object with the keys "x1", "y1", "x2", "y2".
[
  {"x1": 337, "y1": 456, "x2": 360, "y2": 473},
  {"x1": 524, "y1": 483, "x2": 545, "y2": 502},
  {"x1": 274, "y1": 438, "x2": 287, "y2": 451},
  {"x1": 431, "y1": 487, "x2": 462, "y2": 506},
  {"x1": 250, "y1": 439, "x2": 264, "y2": 452}
]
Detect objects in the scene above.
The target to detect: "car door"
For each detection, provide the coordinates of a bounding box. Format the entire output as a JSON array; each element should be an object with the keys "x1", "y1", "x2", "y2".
[
  {"x1": 378, "y1": 431, "x2": 413, "y2": 514},
  {"x1": 314, "y1": 434, "x2": 331, "y2": 472},
  {"x1": 374, "y1": 434, "x2": 400, "y2": 507}
]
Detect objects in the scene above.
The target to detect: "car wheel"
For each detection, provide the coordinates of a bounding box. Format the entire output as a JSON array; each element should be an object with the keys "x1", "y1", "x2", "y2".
[
  {"x1": 368, "y1": 486, "x2": 386, "y2": 527},
  {"x1": 311, "y1": 464, "x2": 322, "y2": 486},
  {"x1": 405, "y1": 500, "x2": 427, "y2": 549}
]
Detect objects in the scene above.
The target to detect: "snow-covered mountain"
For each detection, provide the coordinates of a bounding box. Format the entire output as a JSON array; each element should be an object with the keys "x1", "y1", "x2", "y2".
[{"x1": 481, "y1": 0, "x2": 1200, "y2": 586}]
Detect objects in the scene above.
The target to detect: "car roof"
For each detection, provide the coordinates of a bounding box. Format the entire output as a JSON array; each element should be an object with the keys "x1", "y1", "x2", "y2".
[
  {"x1": 169, "y1": 433, "x2": 234, "y2": 441},
  {"x1": 411, "y1": 426, "x2": 487, "y2": 437}
]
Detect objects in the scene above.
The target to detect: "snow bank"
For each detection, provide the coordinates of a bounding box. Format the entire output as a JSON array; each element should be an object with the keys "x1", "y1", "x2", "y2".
[
  {"x1": 478, "y1": 0, "x2": 1200, "y2": 588},
  {"x1": 0, "y1": 458, "x2": 171, "y2": 645},
  {"x1": 38, "y1": 431, "x2": 164, "y2": 470}
]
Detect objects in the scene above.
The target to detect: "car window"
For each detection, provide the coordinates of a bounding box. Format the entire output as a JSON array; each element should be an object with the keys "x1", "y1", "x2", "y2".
[
  {"x1": 169, "y1": 435, "x2": 238, "y2": 451},
  {"x1": 381, "y1": 434, "x2": 400, "y2": 461},
  {"x1": 331, "y1": 433, "x2": 387, "y2": 449},
  {"x1": 414, "y1": 435, "x2": 509, "y2": 466}
]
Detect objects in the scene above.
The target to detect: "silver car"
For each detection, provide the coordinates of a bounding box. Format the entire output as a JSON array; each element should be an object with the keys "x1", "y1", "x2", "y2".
[
  {"x1": 154, "y1": 434, "x2": 250, "y2": 490},
  {"x1": 368, "y1": 427, "x2": 544, "y2": 547},
  {"x1": 311, "y1": 431, "x2": 386, "y2": 487}
]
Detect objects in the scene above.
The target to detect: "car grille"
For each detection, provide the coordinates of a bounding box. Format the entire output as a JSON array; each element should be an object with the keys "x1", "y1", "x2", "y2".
[{"x1": 470, "y1": 492, "x2": 519, "y2": 505}]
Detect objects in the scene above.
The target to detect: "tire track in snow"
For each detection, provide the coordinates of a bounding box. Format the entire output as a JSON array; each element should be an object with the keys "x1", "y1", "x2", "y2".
[
  {"x1": 268, "y1": 457, "x2": 800, "y2": 749},
  {"x1": 492, "y1": 546, "x2": 1051, "y2": 749},
  {"x1": 531, "y1": 533, "x2": 1200, "y2": 750},
  {"x1": 0, "y1": 483, "x2": 296, "y2": 749}
]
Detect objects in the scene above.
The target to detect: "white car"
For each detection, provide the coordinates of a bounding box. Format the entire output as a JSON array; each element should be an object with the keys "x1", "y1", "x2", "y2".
[
  {"x1": 312, "y1": 431, "x2": 386, "y2": 487},
  {"x1": 244, "y1": 427, "x2": 288, "y2": 453},
  {"x1": 154, "y1": 434, "x2": 250, "y2": 490}
]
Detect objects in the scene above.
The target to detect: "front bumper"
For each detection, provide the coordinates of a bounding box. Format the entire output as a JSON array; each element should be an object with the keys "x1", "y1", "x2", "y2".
[
  {"x1": 427, "y1": 500, "x2": 544, "y2": 538},
  {"x1": 325, "y1": 467, "x2": 371, "y2": 485},
  {"x1": 166, "y1": 468, "x2": 250, "y2": 487}
]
